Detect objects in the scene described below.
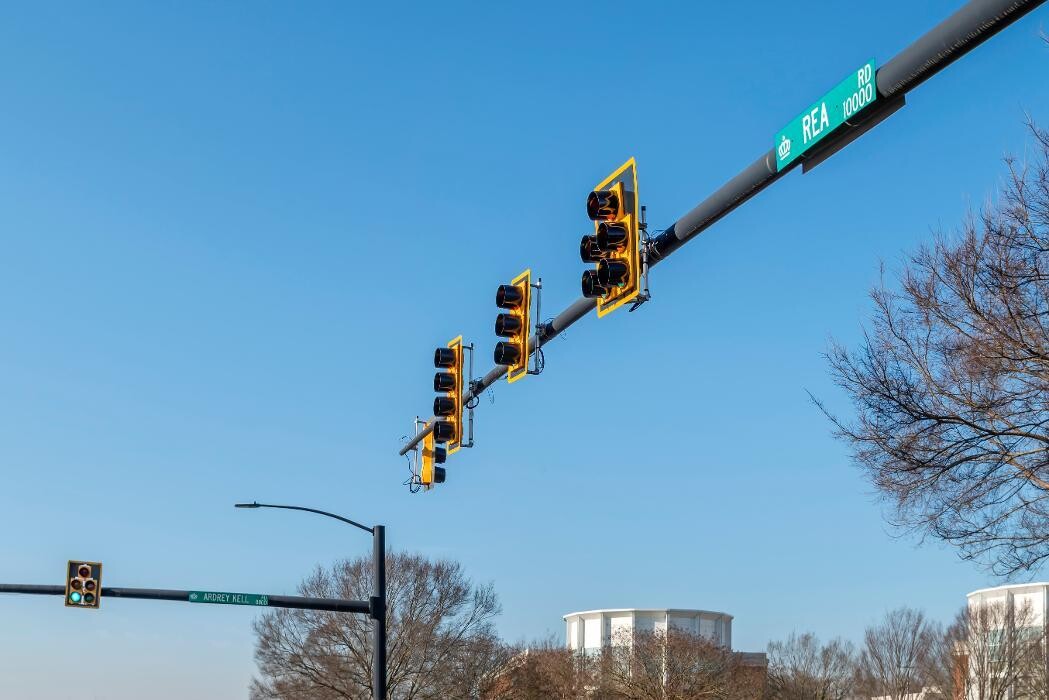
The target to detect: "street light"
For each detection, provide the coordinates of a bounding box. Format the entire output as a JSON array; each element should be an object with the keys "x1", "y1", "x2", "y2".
[{"x1": 235, "y1": 502, "x2": 386, "y2": 700}]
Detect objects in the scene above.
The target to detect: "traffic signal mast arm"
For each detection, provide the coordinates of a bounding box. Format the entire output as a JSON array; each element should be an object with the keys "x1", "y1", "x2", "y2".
[
  {"x1": 0, "y1": 583, "x2": 372, "y2": 614},
  {"x1": 399, "y1": 0, "x2": 1046, "y2": 458}
]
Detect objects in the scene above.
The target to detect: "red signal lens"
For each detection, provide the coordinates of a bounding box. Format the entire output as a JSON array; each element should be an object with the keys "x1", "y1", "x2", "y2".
[
  {"x1": 496, "y1": 284, "x2": 524, "y2": 310},
  {"x1": 587, "y1": 190, "x2": 620, "y2": 221},
  {"x1": 434, "y1": 348, "x2": 456, "y2": 368}
]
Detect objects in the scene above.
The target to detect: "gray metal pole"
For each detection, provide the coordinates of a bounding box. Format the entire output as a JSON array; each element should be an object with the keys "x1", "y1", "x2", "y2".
[
  {"x1": 372, "y1": 525, "x2": 387, "y2": 700},
  {"x1": 399, "y1": 0, "x2": 1046, "y2": 458}
]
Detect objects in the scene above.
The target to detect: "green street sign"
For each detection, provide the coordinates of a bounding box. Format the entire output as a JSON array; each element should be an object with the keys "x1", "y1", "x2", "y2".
[
  {"x1": 188, "y1": 590, "x2": 269, "y2": 606},
  {"x1": 775, "y1": 60, "x2": 877, "y2": 171}
]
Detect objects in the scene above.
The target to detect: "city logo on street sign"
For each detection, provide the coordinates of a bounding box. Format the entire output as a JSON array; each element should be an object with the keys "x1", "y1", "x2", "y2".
[
  {"x1": 188, "y1": 590, "x2": 269, "y2": 606},
  {"x1": 775, "y1": 60, "x2": 877, "y2": 171}
]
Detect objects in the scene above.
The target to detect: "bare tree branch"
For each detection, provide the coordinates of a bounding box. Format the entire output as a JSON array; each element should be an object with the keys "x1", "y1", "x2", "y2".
[
  {"x1": 821, "y1": 124, "x2": 1049, "y2": 576},
  {"x1": 767, "y1": 632, "x2": 856, "y2": 700},
  {"x1": 251, "y1": 552, "x2": 503, "y2": 700}
]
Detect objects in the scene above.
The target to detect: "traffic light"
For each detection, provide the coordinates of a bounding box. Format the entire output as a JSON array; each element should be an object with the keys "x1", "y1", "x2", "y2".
[
  {"x1": 580, "y1": 157, "x2": 641, "y2": 317},
  {"x1": 419, "y1": 428, "x2": 447, "y2": 489},
  {"x1": 432, "y1": 335, "x2": 464, "y2": 454},
  {"x1": 494, "y1": 269, "x2": 531, "y2": 383},
  {"x1": 65, "y1": 560, "x2": 102, "y2": 609}
]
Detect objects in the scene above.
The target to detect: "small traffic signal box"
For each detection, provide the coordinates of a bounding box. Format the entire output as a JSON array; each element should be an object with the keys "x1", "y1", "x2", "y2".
[
  {"x1": 432, "y1": 335, "x2": 464, "y2": 454},
  {"x1": 580, "y1": 157, "x2": 640, "y2": 317},
  {"x1": 65, "y1": 560, "x2": 102, "y2": 609},
  {"x1": 419, "y1": 428, "x2": 447, "y2": 489},
  {"x1": 494, "y1": 269, "x2": 531, "y2": 383}
]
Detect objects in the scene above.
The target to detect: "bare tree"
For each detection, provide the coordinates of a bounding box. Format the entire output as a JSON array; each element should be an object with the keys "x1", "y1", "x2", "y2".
[
  {"x1": 597, "y1": 628, "x2": 760, "y2": 700},
  {"x1": 483, "y1": 637, "x2": 591, "y2": 700},
  {"x1": 940, "y1": 599, "x2": 1047, "y2": 700},
  {"x1": 767, "y1": 632, "x2": 856, "y2": 700},
  {"x1": 251, "y1": 551, "x2": 503, "y2": 700},
  {"x1": 856, "y1": 608, "x2": 938, "y2": 700},
  {"x1": 920, "y1": 615, "x2": 967, "y2": 700},
  {"x1": 821, "y1": 124, "x2": 1049, "y2": 576}
]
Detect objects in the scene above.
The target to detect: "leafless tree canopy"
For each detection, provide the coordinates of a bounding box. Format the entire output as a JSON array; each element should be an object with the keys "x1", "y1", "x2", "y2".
[
  {"x1": 484, "y1": 638, "x2": 590, "y2": 700},
  {"x1": 766, "y1": 632, "x2": 856, "y2": 700},
  {"x1": 487, "y1": 630, "x2": 764, "y2": 700},
  {"x1": 251, "y1": 552, "x2": 504, "y2": 700},
  {"x1": 823, "y1": 125, "x2": 1049, "y2": 576},
  {"x1": 856, "y1": 607, "x2": 938, "y2": 700},
  {"x1": 944, "y1": 600, "x2": 1047, "y2": 700},
  {"x1": 596, "y1": 628, "x2": 752, "y2": 700}
]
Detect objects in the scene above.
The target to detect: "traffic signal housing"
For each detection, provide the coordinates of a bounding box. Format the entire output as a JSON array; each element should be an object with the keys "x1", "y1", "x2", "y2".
[
  {"x1": 419, "y1": 429, "x2": 447, "y2": 489},
  {"x1": 580, "y1": 157, "x2": 640, "y2": 317},
  {"x1": 494, "y1": 269, "x2": 531, "y2": 383},
  {"x1": 65, "y1": 560, "x2": 102, "y2": 609},
  {"x1": 432, "y1": 335, "x2": 464, "y2": 454}
]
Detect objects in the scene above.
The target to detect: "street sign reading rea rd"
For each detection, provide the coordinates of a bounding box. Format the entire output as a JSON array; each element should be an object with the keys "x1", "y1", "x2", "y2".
[{"x1": 775, "y1": 60, "x2": 877, "y2": 171}]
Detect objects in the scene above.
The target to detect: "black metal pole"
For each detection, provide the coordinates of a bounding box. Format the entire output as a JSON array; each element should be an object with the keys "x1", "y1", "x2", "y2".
[{"x1": 372, "y1": 525, "x2": 386, "y2": 700}]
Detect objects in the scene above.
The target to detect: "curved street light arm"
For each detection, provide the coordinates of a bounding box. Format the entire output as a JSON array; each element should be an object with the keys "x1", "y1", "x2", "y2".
[{"x1": 234, "y1": 501, "x2": 373, "y2": 535}]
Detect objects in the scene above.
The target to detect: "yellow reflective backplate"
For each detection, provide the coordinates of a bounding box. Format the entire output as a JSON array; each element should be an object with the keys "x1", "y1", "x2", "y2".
[
  {"x1": 506, "y1": 269, "x2": 531, "y2": 383},
  {"x1": 445, "y1": 335, "x2": 463, "y2": 455},
  {"x1": 593, "y1": 157, "x2": 640, "y2": 318}
]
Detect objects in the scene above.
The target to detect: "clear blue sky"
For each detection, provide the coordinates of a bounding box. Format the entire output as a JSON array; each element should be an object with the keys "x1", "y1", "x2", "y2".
[{"x1": 1, "y1": 2, "x2": 1047, "y2": 697}]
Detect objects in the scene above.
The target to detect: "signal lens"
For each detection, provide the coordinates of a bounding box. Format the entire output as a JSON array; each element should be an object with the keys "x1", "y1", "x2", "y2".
[
  {"x1": 581, "y1": 270, "x2": 609, "y2": 298},
  {"x1": 434, "y1": 348, "x2": 456, "y2": 368},
  {"x1": 434, "y1": 396, "x2": 456, "y2": 416},
  {"x1": 596, "y1": 222, "x2": 628, "y2": 252},
  {"x1": 433, "y1": 420, "x2": 455, "y2": 443},
  {"x1": 587, "y1": 190, "x2": 620, "y2": 221},
  {"x1": 495, "y1": 284, "x2": 523, "y2": 309},
  {"x1": 78, "y1": 566, "x2": 91, "y2": 578},
  {"x1": 580, "y1": 234, "x2": 605, "y2": 263},
  {"x1": 433, "y1": 466, "x2": 447, "y2": 484},
  {"x1": 71, "y1": 579, "x2": 83, "y2": 591},
  {"x1": 434, "y1": 372, "x2": 456, "y2": 392},
  {"x1": 598, "y1": 259, "x2": 630, "y2": 286},
  {"x1": 494, "y1": 313, "x2": 522, "y2": 337},
  {"x1": 84, "y1": 580, "x2": 96, "y2": 592},
  {"x1": 433, "y1": 446, "x2": 447, "y2": 464},
  {"x1": 69, "y1": 592, "x2": 82, "y2": 604},
  {"x1": 83, "y1": 593, "x2": 95, "y2": 604},
  {"x1": 494, "y1": 341, "x2": 522, "y2": 365}
]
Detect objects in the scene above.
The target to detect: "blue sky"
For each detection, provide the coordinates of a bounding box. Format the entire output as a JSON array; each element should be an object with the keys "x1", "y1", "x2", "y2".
[{"x1": 1, "y1": 2, "x2": 1047, "y2": 697}]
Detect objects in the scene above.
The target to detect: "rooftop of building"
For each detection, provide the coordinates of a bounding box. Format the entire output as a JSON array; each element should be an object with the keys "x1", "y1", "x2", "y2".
[
  {"x1": 563, "y1": 608, "x2": 733, "y2": 621},
  {"x1": 967, "y1": 582, "x2": 1049, "y2": 597}
]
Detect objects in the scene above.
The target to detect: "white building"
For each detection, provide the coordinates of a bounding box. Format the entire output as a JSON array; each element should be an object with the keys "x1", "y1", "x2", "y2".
[
  {"x1": 564, "y1": 608, "x2": 733, "y2": 654},
  {"x1": 967, "y1": 582, "x2": 1049, "y2": 623},
  {"x1": 963, "y1": 583, "x2": 1049, "y2": 700}
]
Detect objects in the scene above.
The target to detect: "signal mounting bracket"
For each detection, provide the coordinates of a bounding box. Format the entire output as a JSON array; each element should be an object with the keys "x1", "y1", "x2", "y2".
[
  {"x1": 528, "y1": 277, "x2": 544, "y2": 375},
  {"x1": 629, "y1": 205, "x2": 652, "y2": 312},
  {"x1": 407, "y1": 417, "x2": 424, "y2": 492},
  {"x1": 461, "y1": 343, "x2": 476, "y2": 448}
]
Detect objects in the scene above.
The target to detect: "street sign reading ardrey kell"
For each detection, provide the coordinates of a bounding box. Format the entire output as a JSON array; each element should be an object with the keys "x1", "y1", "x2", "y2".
[
  {"x1": 188, "y1": 590, "x2": 269, "y2": 606},
  {"x1": 775, "y1": 60, "x2": 877, "y2": 171}
]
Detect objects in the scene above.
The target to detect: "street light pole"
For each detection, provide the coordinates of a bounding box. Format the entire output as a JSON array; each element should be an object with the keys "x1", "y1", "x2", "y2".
[
  {"x1": 372, "y1": 524, "x2": 385, "y2": 700},
  {"x1": 235, "y1": 502, "x2": 387, "y2": 700}
]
